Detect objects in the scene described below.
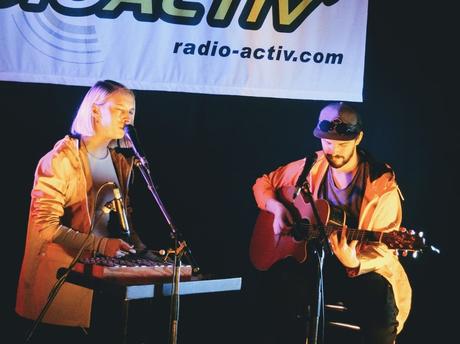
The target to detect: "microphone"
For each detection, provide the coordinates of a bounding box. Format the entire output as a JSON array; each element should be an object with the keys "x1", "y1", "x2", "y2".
[
  {"x1": 124, "y1": 124, "x2": 149, "y2": 168},
  {"x1": 112, "y1": 185, "x2": 131, "y2": 236},
  {"x1": 293, "y1": 152, "x2": 318, "y2": 199}
]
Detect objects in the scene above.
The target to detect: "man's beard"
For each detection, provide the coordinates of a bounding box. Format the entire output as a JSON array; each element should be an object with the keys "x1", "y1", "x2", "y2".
[{"x1": 325, "y1": 153, "x2": 352, "y2": 169}]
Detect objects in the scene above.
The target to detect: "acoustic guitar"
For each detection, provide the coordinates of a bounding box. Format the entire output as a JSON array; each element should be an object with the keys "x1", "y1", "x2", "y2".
[{"x1": 249, "y1": 186, "x2": 426, "y2": 271}]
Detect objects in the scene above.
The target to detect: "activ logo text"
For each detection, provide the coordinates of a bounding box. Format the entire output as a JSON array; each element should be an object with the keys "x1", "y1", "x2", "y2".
[{"x1": 1, "y1": 0, "x2": 340, "y2": 33}]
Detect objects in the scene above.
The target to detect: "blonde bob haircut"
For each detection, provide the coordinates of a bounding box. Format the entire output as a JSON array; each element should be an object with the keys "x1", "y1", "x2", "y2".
[{"x1": 71, "y1": 80, "x2": 135, "y2": 137}]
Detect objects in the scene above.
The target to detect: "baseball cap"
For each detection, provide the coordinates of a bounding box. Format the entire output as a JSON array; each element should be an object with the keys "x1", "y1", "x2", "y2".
[{"x1": 313, "y1": 102, "x2": 362, "y2": 141}]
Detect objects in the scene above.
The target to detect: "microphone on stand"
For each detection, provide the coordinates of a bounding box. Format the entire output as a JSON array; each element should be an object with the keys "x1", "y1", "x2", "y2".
[
  {"x1": 293, "y1": 152, "x2": 318, "y2": 199},
  {"x1": 112, "y1": 185, "x2": 131, "y2": 236},
  {"x1": 124, "y1": 124, "x2": 149, "y2": 169}
]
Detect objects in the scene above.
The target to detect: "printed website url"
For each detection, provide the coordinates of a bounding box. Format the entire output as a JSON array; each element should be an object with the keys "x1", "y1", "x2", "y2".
[{"x1": 173, "y1": 40, "x2": 343, "y2": 64}]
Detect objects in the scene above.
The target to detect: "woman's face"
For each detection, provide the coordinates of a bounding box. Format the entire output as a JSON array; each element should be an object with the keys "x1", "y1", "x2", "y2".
[{"x1": 93, "y1": 90, "x2": 135, "y2": 140}]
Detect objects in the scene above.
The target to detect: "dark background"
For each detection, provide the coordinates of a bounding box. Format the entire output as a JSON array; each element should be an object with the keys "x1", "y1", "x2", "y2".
[{"x1": 2, "y1": 1, "x2": 454, "y2": 343}]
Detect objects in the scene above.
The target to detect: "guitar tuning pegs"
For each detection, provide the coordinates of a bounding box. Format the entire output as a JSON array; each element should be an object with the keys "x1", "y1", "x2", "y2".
[
  {"x1": 412, "y1": 251, "x2": 419, "y2": 259},
  {"x1": 409, "y1": 230, "x2": 415, "y2": 235},
  {"x1": 418, "y1": 231, "x2": 424, "y2": 238},
  {"x1": 400, "y1": 227, "x2": 407, "y2": 232},
  {"x1": 402, "y1": 250, "x2": 408, "y2": 257}
]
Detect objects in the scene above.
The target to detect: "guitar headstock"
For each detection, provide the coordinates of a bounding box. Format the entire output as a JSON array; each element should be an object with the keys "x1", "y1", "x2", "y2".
[
  {"x1": 386, "y1": 227, "x2": 441, "y2": 258},
  {"x1": 384, "y1": 227, "x2": 426, "y2": 256}
]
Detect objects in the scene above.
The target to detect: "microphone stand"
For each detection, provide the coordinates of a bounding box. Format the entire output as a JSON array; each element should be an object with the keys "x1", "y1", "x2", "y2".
[
  {"x1": 294, "y1": 155, "x2": 330, "y2": 344},
  {"x1": 132, "y1": 157, "x2": 199, "y2": 344}
]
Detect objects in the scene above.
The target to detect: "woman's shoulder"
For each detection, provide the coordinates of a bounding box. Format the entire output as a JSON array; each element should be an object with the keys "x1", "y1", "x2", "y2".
[
  {"x1": 53, "y1": 135, "x2": 78, "y2": 151},
  {"x1": 38, "y1": 136, "x2": 81, "y2": 171}
]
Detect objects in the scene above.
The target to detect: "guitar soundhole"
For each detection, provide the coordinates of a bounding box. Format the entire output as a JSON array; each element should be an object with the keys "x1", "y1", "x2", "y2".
[{"x1": 292, "y1": 219, "x2": 310, "y2": 241}]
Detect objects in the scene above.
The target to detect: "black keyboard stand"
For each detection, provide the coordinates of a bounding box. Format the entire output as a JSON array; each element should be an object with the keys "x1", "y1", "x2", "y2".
[{"x1": 57, "y1": 269, "x2": 242, "y2": 344}]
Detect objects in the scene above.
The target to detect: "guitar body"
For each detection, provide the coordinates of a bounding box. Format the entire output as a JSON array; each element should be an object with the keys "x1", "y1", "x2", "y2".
[{"x1": 249, "y1": 186, "x2": 345, "y2": 271}]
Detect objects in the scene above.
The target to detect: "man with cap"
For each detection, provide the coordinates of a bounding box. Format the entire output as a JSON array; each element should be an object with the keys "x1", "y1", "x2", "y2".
[{"x1": 252, "y1": 102, "x2": 412, "y2": 343}]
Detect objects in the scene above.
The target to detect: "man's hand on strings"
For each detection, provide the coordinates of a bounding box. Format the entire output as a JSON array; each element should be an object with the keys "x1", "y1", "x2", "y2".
[
  {"x1": 265, "y1": 198, "x2": 293, "y2": 235},
  {"x1": 329, "y1": 226, "x2": 360, "y2": 269}
]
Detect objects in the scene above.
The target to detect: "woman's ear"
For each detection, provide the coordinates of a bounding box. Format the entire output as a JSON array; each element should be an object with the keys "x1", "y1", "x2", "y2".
[{"x1": 91, "y1": 103, "x2": 101, "y2": 122}]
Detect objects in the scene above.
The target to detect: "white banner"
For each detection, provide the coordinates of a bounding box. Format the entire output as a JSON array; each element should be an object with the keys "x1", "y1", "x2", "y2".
[{"x1": 0, "y1": 1, "x2": 368, "y2": 101}]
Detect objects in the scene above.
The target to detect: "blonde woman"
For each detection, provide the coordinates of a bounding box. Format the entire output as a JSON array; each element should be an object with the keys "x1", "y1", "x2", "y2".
[{"x1": 16, "y1": 80, "x2": 148, "y2": 341}]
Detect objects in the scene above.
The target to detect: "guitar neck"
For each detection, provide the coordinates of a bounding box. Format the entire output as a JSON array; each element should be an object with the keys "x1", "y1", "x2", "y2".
[
  {"x1": 321, "y1": 224, "x2": 425, "y2": 251},
  {"x1": 326, "y1": 226, "x2": 384, "y2": 245}
]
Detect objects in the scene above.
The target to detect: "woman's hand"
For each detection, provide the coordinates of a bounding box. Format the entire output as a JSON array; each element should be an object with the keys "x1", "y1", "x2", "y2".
[{"x1": 104, "y1": 238, "x2": 136, "y2": 257}]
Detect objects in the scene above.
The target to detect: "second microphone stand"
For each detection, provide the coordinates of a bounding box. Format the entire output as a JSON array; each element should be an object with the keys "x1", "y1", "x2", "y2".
[
  {"x1": 295, "y1": 180, "x2": 331, "y2": 344},
  {"x1": 133, "y1": 156, "x2": 199, "y2": 344}
]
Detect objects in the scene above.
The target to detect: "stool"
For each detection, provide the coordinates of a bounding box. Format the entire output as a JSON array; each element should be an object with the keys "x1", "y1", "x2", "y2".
[
  {"x1": 325, "y1": 302, "x2": 360, "y2": 331},
  {"x1": 324, "y1": 302, "x2": 361, "y2": 343}
]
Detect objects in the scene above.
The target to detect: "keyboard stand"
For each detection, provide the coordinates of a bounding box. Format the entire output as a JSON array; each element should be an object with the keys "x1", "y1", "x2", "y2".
[{"x1": 57, "y1": 269, "x2": 242, "y2": 343}]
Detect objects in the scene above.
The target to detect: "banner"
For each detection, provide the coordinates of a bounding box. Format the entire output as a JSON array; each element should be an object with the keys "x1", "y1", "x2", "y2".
[{"x1": 0, "y1": 1, "x2": 368, "y2": 101}]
